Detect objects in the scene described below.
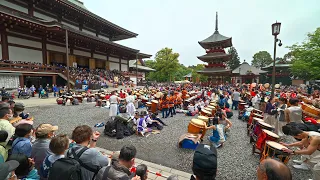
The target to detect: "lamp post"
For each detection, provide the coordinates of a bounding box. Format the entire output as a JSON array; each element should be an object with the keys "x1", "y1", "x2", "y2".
[{"x1": 271, "y1": 22, "x2": 281, "y2": 99}]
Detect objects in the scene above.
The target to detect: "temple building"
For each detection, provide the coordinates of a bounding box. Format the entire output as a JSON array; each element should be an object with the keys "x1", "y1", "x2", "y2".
[
  {"x1": 261, "y1": 59, "x2": 292, "y2": 85},
  {"x1": 183, "y1": 72, "x2": 192, "y2": 82},
  {"x1": 128, "y1": 58, "x2": 155, "y2": 84},
  {"x1": 197, "y1": 12, "x2": 232, "y2": 85},
  {"x1": 231, "y1": 61, "x2": 266, "y2": 84},
  {"x1": 0, "y1": 0, "x2": 150, "y2": 88}
]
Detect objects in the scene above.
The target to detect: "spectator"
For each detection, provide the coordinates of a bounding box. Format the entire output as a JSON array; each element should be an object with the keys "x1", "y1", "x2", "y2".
[
  {"x1": 0, "y1": 160, "x2": 20, "y2": 180},
  {"x1": 136, "y1": 164, "x2": 148, "y2": 180},
  {"x1": 191, "y1": 144, "x2": 217, "y2": 180},
  {"x1": 31, "y1": 124, "x2": 58, "y2": 176},
  {"x1": 0, "y1": 103, "x2": 15, "y2": 144},
  {"x1": 41, "y1": 134, "x2": 69, "y2": 179},
  {"x1": 167, "y1": 175, "x2": 179, "y2": 180},
  {"x1": 11, "y1": 124, "x2": 33, "y2": 157},
  {"x1": 0, "y1": 130, "x2": 8, "y2": 163},
  {"x1": 96, "y1": 145, "x2": 137, "y2": 180},
  {"x1": 66, "y1": 125, "x2": 108, "y2": 180},
  {"x1": 257, "y1": 159, "x2": 292, "y2": 180},
  {"x1": 7, "y1": 153, "x2": 40, "y2": 180}
]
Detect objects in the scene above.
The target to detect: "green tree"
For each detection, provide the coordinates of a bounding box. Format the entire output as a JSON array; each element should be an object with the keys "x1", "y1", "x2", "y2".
[
  {"x1": 188, "y1": 64, "x2": 208, "y2": 82},
  {"x1": 227, "y1": 47, "x2": 241, "y2": 70},
  {"x1": 289, "y1": 28, "x2": 320, "y2": 80},
  {"x1": 251, "y1": 51, "x2": 273, "y2": 68}
]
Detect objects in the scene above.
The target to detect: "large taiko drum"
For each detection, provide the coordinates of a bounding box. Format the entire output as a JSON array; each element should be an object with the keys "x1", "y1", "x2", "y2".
[
  {"x1": 146, "y1": 102, "x2": 152, "y2": 111},
  {"x1": 261, "y1": 141, "x2": 291, "y2": 164},
  {"x1": 100, "y1": 94, "x2": 106, "y2": 99},
  {"x1": 250, "y1": 119, "x2": 273, "y2": 142},
  {"x1": 151, "y1": 100, "x2": 158, "y2": 113},
  {"x1": 252, "y1": 108, "x2": 263, "y2": 115},
  {"x1": 239, "y1": 103, "x2": 247, "y2": 111},
  {"x1": 197, "y1": 116, "x2": 209, "y2": 123},
  {"x1": 304, "y1": 104, "x2": 320, "y2": 117},
  {"x1": 76, "y1": 95, "x2": 83, "y2": 103},
  {"x1": 200, "y1": 109, "x2": 212, "y2": 117},
  {"x1": 254, "y1": 129, "x2": 280, "y2": 152},
  {"x1": 66, "y1": 96, "x2": 73, "y2": 102},
  {"x1": 188, "y1": 119, "x2": 207, "y2": 138}
]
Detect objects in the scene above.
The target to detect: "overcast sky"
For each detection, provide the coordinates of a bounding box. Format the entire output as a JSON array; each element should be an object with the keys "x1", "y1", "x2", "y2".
[{"x1": 82, "y1": 0, "x2": 320, "y2": 66}]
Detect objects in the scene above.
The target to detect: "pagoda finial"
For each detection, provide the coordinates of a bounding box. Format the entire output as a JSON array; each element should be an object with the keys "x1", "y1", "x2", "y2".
[{"x1": 215, "y1": 12, "x2": 218, "y2": 32}]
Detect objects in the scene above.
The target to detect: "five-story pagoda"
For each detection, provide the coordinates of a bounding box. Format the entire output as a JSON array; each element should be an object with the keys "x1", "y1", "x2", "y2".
[{"x1": 197, "y1": 12, "x2": 233, "y2": 85}]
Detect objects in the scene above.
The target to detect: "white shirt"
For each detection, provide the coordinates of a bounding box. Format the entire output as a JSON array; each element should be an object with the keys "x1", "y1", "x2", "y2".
[
  {"x1": 126, "y1": 95, "x2": 134, "y2": 103},
  {"x1": 109, "y1": 95, "x2": 118, "y2": 104}
]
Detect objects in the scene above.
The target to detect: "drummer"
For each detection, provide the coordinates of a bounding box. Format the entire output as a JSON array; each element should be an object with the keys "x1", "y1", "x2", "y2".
[{"x1": 281, "y1": 125, "x2": 320, "y2": 179}]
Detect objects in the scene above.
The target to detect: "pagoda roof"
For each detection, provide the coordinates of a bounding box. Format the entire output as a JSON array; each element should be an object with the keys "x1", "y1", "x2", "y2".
[
  {"x1": 262, "y1": 59, "x2": 291, "y2": 69},
  {"x1": 183, "y1": 72, "x2": 192, "y2": 78},
  {"x1": 129, "y1": 60, "x2": 155, "y2": 72},
  {"x1": 197, "y1": 68, "x2": 231, "y2": 74},
  {"x1": 197, "y1": 53, "x2": 231, "y2": 62},
  {"x1": 198, "y1": 12, "x2": 232, "y2": 49},
  {"x1": 232, "y1": 62, "x2": 267, "y2": 75}
]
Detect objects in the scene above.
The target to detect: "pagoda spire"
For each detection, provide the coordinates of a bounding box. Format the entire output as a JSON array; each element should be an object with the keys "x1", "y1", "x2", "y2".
[{"x1": 215, "y1": 12, "x2": 218, "y2": 32}]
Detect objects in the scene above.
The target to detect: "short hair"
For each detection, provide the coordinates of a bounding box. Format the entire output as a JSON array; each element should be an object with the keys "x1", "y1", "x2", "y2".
[
  {"x1": 49, "y1": 134, "x2": 69, "y2": 154},
  {"x1": 0, "y1": 130, "x2": 8, "y2": 142},
  {"x1": 167, "y1": 175, "x2": 179, "y2": 180},
  {"x1": 1, "y1": 96, "x2": 9, "y2": 102},
  {"x1": 7, "y1": 153, "x2": 30, "y2": 177},
  {"x1": 289, "y1": 98, "x2": 299, "y2": 105},
  {"x1": 136, "y1": 164, "x2": 148, "y2": 180},
  {"x1": 71, "y1": 125, "x2": 92, "y2": 143},
  {"x1": 0, "y1": 103, "x2": 10, "y2": 118},
  {"x1": 282, "y1": 125, "x2": 303, "y2": 136},
  {"x1": 119, "y1": 144, "x2": 137, "y2": 161},
  {"x1": 15, "y1": 124, "x2": 33, "y2": 137},
  {"x1": 260, "y1": 160, "x2": 292, "y2": 180},
  {"x1": 279, "y1": 97, "x2": 287, "y2": 104}
]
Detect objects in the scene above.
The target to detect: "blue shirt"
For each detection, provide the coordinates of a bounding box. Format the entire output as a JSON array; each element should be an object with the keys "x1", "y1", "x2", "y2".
[{"x1": 12, "y1": 137, "x2": 32, "y2": 157}]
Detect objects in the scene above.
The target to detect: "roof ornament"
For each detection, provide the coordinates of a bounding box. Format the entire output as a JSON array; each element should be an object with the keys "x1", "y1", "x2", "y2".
[{"x1": 215, "y1": 12, "x2": 218, "y2": 32}]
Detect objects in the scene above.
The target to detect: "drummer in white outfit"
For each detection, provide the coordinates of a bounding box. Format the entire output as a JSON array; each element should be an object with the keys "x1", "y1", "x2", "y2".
[
  {"x1": 109, "y1": 91, "x2": 119, "y2": 119},
  {"x1": 281, "y1": 125, "x2": 320, "y2": 180},
  {"x1": 126, "y1": 91, "x2": 136, "y2": 116}
]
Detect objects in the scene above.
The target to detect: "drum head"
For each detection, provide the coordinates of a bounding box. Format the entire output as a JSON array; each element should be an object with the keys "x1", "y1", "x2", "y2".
[
  {"x1": 258, "y1": 121, "x2": 272, "y2": 128},
  {"x1": 204, "y1": 107, "x2": 212, "y2": 111},
  {"x1": 207, "y1": 105, "x2": 215, "y2": 109},
  {"x1": 100, "y1": 95, "x2": 106, "y2": 97},
  {"x1": 191, "y1": 119, "x2": 205, "y2": 126},
  {"x1": 198, "y1": 116, "x2": 209, "y2": 122},
  {"x1": 151, "y1": 100, "x2": 158, "y2": 103},
  {"x1": 146, "y1": 102, "x2": 152, "y2": 105},
  {"x1": 263, "y1": 129, "x2": 279, "y2": 139},
  {"x1": 210, "y1": 103, "x2": 217, "y2": 106},
  {"x1": 67, "y1": 96, "x2": 72, "y2": 98},
  {"x1": 201, "y1": 109, "x2": 211, "y2": 115},
  {"x1": 240, "y1": 103, "x2": 247, "y2": 105},
  {"x1": 77, "y1": 95, "x2": 82, "y2": 97},
  {"x1": 266, "y1": 141, "x2": 288, "y2": 150},
  {"x1": 254, "y1": 113, "x2": 264, "y2": 118}
]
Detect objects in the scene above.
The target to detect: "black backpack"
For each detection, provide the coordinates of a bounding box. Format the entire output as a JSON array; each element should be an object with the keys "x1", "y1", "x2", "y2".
[
  {"x1": 49, "y1": 147, "x2": 100, "y2": 180},
  {"x1": 104, "y1": 119, "x2": 117, "y2": 137}
]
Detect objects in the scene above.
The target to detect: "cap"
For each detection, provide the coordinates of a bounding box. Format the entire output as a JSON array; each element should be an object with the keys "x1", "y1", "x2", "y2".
[
  {"x1": 0, "y1": 160, "x2": 19, "y2": 180},
  {"x1": 36, "y1": 124, "x2": 58, "y2": 136},
  {"x1": 192, "y1": 144, "x2": 217, "y2": 177}
]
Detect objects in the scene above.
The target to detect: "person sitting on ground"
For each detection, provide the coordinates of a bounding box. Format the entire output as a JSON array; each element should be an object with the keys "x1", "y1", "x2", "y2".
[
  {"x1": 7, "y1": 153, "x2": 40, "y2": 180},
  {"x1": 257, "y1": 158, "x2": 292, "y2": 180},
  {"x1": 11, "y1": 124, "x2": 33, "y2": 157},
  {"x1": 135, "y1": 111, "x2": 152, "y2": 136},
  {"x1": 281, "y1": 125, "x2": 320, "y2": 179},
  {"x1": 41, "y1": 134, "x2": 69, "y2": 179},
  {"x1": 191, "y1": 144, "x2": 217, "y2": 180},
  {"x1": 206, "y1": 113, "x2": 227, "y2": 148},
  {"x1": 147, "y1": 111, "x2": 167, "y2": 126},
  {"x1": 0, "y1": 103, "x2": 15, "y2": 145},
  {"x1": 66, "y1": 125, "x2": 108, "y2": 180},
  {"x1": 136, "y1": 164, "x2": 148, "y2": 180},
  {"x1": 0, "y1": 160, "x2": 20, "y2": 180},
  {"x1": 31, "y1": 123, "x2": 58, "y2": 175},
  {"x1": 0, "y1": 130, "x2": 8, "y2": 163},
  {"x1": 143, "y1": 111, "x2": 163, "y2": 130},
  {"x1": 96, "y1": 144, "x2": 139, "y2": 180},
  {"x1": 216, "y1": 110, "x2": 232, "y2": 133}
]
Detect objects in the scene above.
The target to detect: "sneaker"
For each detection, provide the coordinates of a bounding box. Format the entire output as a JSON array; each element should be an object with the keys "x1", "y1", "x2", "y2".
[
  {"x1": 293, "y1": 163, "x2": 310, "y2": 170},
  {"x1": 292, "y1": 160, "x2": 303, "y2": 164},
  {"x1": 215, "y1": 143, "x2": 222, "y2": 148}
]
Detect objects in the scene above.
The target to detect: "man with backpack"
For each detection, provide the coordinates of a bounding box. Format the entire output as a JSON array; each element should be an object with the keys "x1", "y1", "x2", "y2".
[
  {"x1": 49, "y1": 125, "x2": 108, "y2": 180},
  {"x1": 96, "y1": 145, "x2": 139, "y2": 180}
]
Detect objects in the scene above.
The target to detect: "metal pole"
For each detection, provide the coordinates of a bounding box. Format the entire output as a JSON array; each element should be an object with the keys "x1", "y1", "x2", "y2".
[
  {"x1": 66, "y1": 30, "x2": 70, "y2": 90},
  {"x1": 271, "y1": 35, "x2": 277, "y2": 99},
  {"x1": 136, "y1": 53, "x2": 138, "y2": 86}
]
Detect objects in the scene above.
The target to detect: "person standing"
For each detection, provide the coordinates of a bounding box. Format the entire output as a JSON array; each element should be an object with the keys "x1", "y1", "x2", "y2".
[
  {"x1": 52, "y1": 84, "x2": 58, "y2": 97},
  {"x1": 276, "y1": 98, "x2": 287, "y2": 136},
  {"x1": 109, "y1": 91, "x2": 119, "y2": 119},
  {"x1": 231, "y1": 88, "x2": 240, "y2": 110},
  {"x1": 285, "y1": 98, "x2": 303, "y2": 123},
  {"x1": 125, "y1": 91, "x2": 135, "y2": 116}
]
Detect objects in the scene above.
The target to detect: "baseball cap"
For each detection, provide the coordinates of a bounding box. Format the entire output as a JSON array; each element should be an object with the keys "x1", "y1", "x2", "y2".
[
  {"x1": 192, "y1": 144, "x2": 217, "y2": 178},
  {"x1": 36, "y1": 124, "x2": 58, "y2": 136},
  {"x1": 0, "y1": 160, "x2": 19, "y2": 180}
]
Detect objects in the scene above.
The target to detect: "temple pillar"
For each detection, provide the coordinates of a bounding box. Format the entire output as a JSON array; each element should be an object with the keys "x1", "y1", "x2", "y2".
[
  {"x1": 1, "y1": 30, "x2": 9, "y2": 60},
  {"x1": 89, "y1": 58, "x2": 96, "y2": 69},
  {"x1": 46, "y1": 51, "x2": 50, "y2": 65},
  {"x1": 19, "y1": 75, "x2": 24, "y2": 87},
  {"x1": 69, "y1": 55, "x2": 76, "y2": 66},
  {"x1": 42, "y1": 38, "x2": 47, "y2": 64},
  {"x1": 52, "y1": 75, "x2": 57, "y2": 85},
  {"x1": 106, "y1": 56, "x2": 110, "y2": 70}
]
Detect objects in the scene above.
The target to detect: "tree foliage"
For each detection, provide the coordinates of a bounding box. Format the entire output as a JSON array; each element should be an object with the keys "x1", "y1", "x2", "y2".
[
  {"x1": 227, "y1": 47, "x2": 241, "y2": 70},
  {"x1": 188, "y1": 64, "x2": 208, "y2": 82},
  {"x1": 251, "y1": 51, "x2": 273, "y2": 68},
  {"x1": 289, "y1": 27, "x2": 320, "y2": 80}
]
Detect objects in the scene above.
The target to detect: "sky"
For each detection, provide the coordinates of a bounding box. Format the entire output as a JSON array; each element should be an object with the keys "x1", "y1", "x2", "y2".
[{"x1": 82, "y1": 0, "x2": 320, "y2": 66}]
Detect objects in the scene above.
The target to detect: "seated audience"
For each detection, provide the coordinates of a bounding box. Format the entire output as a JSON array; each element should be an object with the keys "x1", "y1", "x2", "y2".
[
  {"x1": 66, "y1": 125, "x2": 108, "y2": 180},
  {"x1": 0, "y1": 160, "x2": 20, "y2": 180},
  {"x1": 41, "y1": 134, "x2": 69, "y2": 179},
  {"x1": 31, "y1": 124, "x2": 58, "y2": 175},
  {"x1": 136, "y1": 164, "x2": 148, "y2": 180},
  {"x1": 191, "y1": 144, "x2": 217, "y2": 180},
  {"x1": 7, "y1": 153, "x2": 40, "y2": 180},
  {"x1": 257, "y1": 158, "x2": 292, "y2": 180},
  {"x1": 0, "y1": 130, "x2": 8, "y2": 163},
  {"x1": 0, "y1": 103, "x2": 15, "y2": 144},
  {"x1": 11, "y1": 124, "x2": 33, "y2": 157}
]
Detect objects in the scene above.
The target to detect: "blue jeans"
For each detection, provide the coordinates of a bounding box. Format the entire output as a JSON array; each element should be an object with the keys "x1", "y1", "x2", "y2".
[
  {"x1": 162, "y1": 108, "x2": 168, "y2": 118},
  {"x1": 232, "y1": 100, "x2": 239, "y2": 110}
]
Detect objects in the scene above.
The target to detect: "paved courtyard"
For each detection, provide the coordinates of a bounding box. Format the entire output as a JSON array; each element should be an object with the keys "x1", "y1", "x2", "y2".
[{"x1": 23, "y1": 98, "x2": 312, "y2": 180}]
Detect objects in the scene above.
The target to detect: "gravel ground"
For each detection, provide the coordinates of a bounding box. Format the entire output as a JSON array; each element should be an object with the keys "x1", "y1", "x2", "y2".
[{"x1": 26, "y1": 103, "x2": 312, "y2": 180}]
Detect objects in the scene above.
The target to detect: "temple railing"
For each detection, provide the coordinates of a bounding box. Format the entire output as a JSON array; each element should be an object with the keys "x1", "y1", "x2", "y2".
[{"x1": 0, "y1": 62, "x2": 64, "y2": 73}]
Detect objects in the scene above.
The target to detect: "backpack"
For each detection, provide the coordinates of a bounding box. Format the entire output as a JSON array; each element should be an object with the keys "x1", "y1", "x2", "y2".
[
  {"x1": 104, "y1": 120, "x2": 117, "y2": 137},
  {"x1": 49, "y1": 147, "x2": 100, "y2": 180},
  {"x1": 116, "y1": 120, "x2": 124, "y2": 139}
]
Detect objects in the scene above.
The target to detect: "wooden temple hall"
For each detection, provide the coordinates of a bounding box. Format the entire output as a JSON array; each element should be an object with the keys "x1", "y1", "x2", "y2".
[{"x1": 0, "y1": 0, "x2": 150, "y2": 87}]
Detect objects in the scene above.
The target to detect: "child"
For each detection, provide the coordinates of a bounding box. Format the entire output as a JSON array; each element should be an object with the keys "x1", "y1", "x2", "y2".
[
  {"x1": 136, "y1": 164, "x2": 148, "y2": 180},
  {"x1": 7, "y1": 153, "x2": 40, "y2": 180},
  {"x1": 0, "y1": 130, "x2": 8, "y2": 163},
  {"x1": 12, "y1": 124, "x2": 33, "y2": 157},
  {"x1": 41, "y1": 134, "x2": 69, "y2": 178}
]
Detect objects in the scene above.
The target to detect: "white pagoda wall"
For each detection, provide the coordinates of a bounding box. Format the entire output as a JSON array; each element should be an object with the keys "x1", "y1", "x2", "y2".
[
  {"x1": 0, "y1": 75, "x2": 20, "y2": 89},
  {"x1": 8, "y1": 46, "x2": 42, "y2": 63},
  {"x1": 34, "y1": 11, "x2": 56, "y2": 21},
  {"x1": 73, "y1": 50, "x2": 90, "y2": 57},
  {"x1": 8, "y1": 36, "x2": 42, "y2": 49},
  {"x1": 0, "y1": 44, "x2": 2, "y2": 59},
  {"x1": 121, "y1": 64, "x2": 128, "y2": 71},
  {"x1": 109, "y1": 57, "x2": 120, "y2": 63},
  {"x1": 109, "y1": 62, "x2": 119, "y2": 70},
  {"x1": 93, "y1": 54, "x2": 107, "y2": 60}
]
